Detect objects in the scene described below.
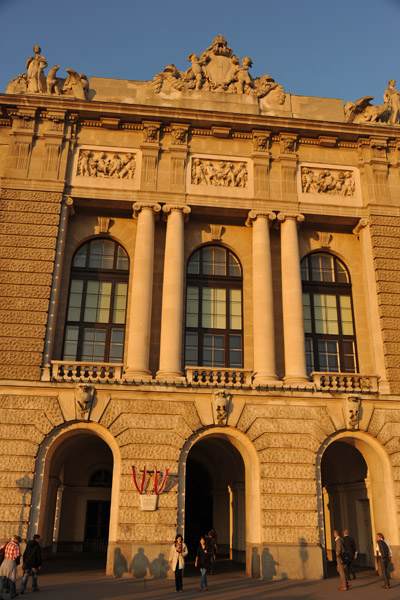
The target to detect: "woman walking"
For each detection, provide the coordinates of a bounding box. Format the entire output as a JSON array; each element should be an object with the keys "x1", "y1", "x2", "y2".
[
  {"x1": 169, "y1": 534, "x2": 188, "y2": 593},
  {"x1": 195, "y1": 536, "x2": 211, "y2": 591}
]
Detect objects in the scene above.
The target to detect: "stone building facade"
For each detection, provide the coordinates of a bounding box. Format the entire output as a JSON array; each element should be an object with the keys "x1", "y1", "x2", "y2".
[{"x1": 1, "y1": 37, "x2": 400, "y2": 579}]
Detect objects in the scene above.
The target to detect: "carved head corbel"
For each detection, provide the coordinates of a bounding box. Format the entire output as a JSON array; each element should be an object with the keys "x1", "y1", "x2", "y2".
[
  {"x1": 75, "y1": 383, "x2": 95, "y2": 420},
  {"x1": 344, "y1": 395, "x2": 361, "y2": 430},
  {"x1": 212, "y1": 390, "x2": 232, "y2": 426}
]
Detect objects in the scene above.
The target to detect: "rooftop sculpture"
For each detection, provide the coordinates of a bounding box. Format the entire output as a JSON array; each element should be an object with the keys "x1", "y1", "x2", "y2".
[
  {"x1": 344, "y1": 79, "x2": 400, "y2": 125},
  {"x1": 6, "y1": 45, "x2": 89, "y2": 100}
]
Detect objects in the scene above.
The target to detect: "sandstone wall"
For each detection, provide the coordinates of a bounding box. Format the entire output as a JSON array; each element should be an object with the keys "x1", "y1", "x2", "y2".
[{"x1": 0, "y1": 189, "x2": 61, "y2": 380}]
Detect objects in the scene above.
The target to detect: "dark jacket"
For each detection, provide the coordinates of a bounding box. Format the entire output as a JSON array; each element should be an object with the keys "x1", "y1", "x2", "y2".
[
  {"x1": 343, "y1": 535, "x2": 357, "y2": 557},
  {"x1": 196, "y1": 545, "x2": 211, "y2": 569},
  {"x1": 23, "y1": 540, "x2": 42, "y2": 569}
]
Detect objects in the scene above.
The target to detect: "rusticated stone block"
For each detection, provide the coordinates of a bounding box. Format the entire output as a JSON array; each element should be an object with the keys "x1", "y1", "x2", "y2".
[
  {"x1": 109, "y1": 414, "x2": 193, "y2": 440},
  {"x1": 259, "y1": 448, "x2": 315, "y2": 465},
  {"x1": 120, "y1": 444, "x2": 180, "y2": 461},
  {"x1": 0, "y1": 409, "x2": 53, "y2": 434},
  {"x1": 254, "y1": 433, "x2": 320, "y2": 452},
  {"x1": 118, "y1": 524, "x2": 176, "y2": 542},
  {"x1": 121, "y1": 459, "x2": 177, "y2": 476},
  {"x1": 245, "y1": 418, "x2": 330, "y2": 445},
  {"x1": 375, "y1": 270, "x2": 400, "y2": 283},
  {"x1": 118, "y1": 429, "x2": 184, "y2": 448},
  {"x1": 0, "y1": 234, "x2": 57, "y2": 250},
  {"x1": 0, "y1": 189, "x2": 21, "y2": 199},
  {"x1": 260, "y1": 464, "x2": 315, "y2": 480},
  {"x1": 261, "y1": 494, "x2": 317, "y2": 511},
  {"x1": 0, "y1": 488, "x2": 32, "y2": 505},
  {"x1": 119, "y1": 491, "x2": 178, "y2": 509},
  {"x1": 0, "y1": 284, "x2": 50, "y2": 299},
  {"x1": 368, "y1": 409, "x2": 400, "y2": 438},
  {"x1": 377, "y1": 294, "x2": 400, "y2": 306},
  {"x1": 262, "y1": 511, "x2": 318, "y2": 527},
  {"x1": 374, "y1": 258, "x2": 400, "y2": 272},
  {"x1": 0, "y1": 522, "x2": 28, "y2": 540},
  {"x1": 130, "y1": 399, "x2": 202, "y2": 431},
  {"x1": 379, "y1": 305, "x2": 400, "y2": 320},
  {"x1": 0, "y1": 310, "x2": 48, "y2": 325},
  {"x1": 0, "y1": 395, "x2": 64, "y2": 426},
  {"x1": 370, "y1": 215, "x2": 400, "y2": 227},
  {"x1": 0, "y1": 200, "x2": 61, "y2": 214},
  {"x1": 376, "y1": 281, "x2": 400, "y2": 294},
  {"x1": 370, "y1": 233, "x2": 400, "y2": 248},
  {"x1": 262, "y1": 526, "x2": 319, "y2": 545},
  {"x1": 238, "y1": 404, "x2": 334, "y2": 437},
  {"x1": 0, "y1": 324, "x2": 46, "y2": 339},
  {"x1": 0, "y1": 338, "x2": 44, "y2": 353},
  {"x1": 0, "y1": 272, "x2": 52, "y2": 286},
  {"x1": 0, "y1": 440, "x2": 38, "y2": 456},
  {"x1": 0, "y1": 366, "x2": 42, "y2": 380},
  {"x1": 381, "y1": 317, "x2": 400, "y2": 330},
  {"x1": 0, "y1": 456, "x2": 36, "y2": 472},
  {"x1": 0, "y1": 259, "x2": 54, "y2": 274},
  {"x1": 261, "y1": 478, "x2": 316, "y2": 495},
  {"x1": 119, "y1": 507, "x2": 176, "y2": 524},
  {"x1": 383, "y1": 343, "x2": 400, "y2": 356},
  {"x1": 0, "y1": 473, "x2": 34, "y2": 488},
  {"x1": 0, "y1": 247, "x2": 55, "y2": 262},
  {"x1": 19, "y1": 190, "x2": 61, "y2": 202},
  {"x1": 0, "y1": 223, "x2": 58, "y2": 238},
  {"x1": 0, "y1": 211, "x2": 60, "y2": 226},
  {"x1": 386, "y1": 440, "x2": 400, "y2": 456},
  {"x1": 0, "y1": 505, "x2": 31, "y2": 522},
  {"x1": 371, "y1": 246, "x2": 400, "y2": 260},
  {"x1": 0, "y1": 297, "x2": 49, "y2": 311},
  {"x1": 0, "y1": 351, "x2": 43, "y2": 366},
  {"x1": 0, "y1": 424, "x2": 44, "y2": 444},
  {"x1": 377, "y1": 423, "x2": 400, "y2": 447},
  {"x1": 384, "y1": 355, "x2": 400, "y2": 368}
]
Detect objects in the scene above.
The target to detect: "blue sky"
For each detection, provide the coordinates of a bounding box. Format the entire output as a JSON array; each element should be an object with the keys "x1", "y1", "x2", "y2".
[{"x1": 0, "y1": 0, "x2": 399, "y2": 104}]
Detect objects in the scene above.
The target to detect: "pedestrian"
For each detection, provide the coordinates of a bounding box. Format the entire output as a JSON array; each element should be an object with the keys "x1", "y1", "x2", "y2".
[
  {"x1": 376, "y1": 532, "x2": 392, "y2": 589},
  {"x1": 20, "y1": 534, "x2": 42, "y2": 594},
  {"x1": 0, "y1": 535, "x2": 21, "y2": 599},
  {"x1": 342, "y1": 528, "x2": 358, "y2": 581},
  {"x1": 205, "y1": 531, "x2": 217, "y2": 575},
  {"x1": 168, "y1": 534, "x2": 188, "y2": 593},
  {"x1": 334, "y1": 529, "x2": 349, "y2": 591},
  {"x1": 195, "y1": 536, "x2": 211, "y2": 592}
]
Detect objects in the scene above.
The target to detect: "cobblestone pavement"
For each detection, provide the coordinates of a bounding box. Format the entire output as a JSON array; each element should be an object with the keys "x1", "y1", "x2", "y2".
[{"x1": 10, "y1": 556, "x2": 399, "y2": 600}]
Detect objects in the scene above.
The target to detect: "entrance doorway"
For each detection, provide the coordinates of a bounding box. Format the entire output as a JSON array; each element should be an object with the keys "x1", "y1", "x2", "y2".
[
  {"x1": 185, "y1": 436, "x2": 245, "y2": 564},
  {"x1": 321, "y1": 440, "x2": 374, "y2": 568}
]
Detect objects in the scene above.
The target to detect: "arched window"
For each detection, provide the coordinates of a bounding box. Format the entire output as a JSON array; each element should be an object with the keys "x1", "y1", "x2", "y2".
[
  {"x1": 63, "y1": 239, "x2": 129, "y2": 363},
  {"x1": 185, "y1": 245, "x2": 243, "y2": 368},
  {"x1": 301, "y1": 252, "x2": 357, "y2": 374}
]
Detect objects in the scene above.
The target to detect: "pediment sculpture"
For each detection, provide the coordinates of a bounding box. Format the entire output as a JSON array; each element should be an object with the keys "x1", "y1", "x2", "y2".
[
  {"x1": 153, "y1": 34, "x2": 285, "y2": 103},
  {"x1": 344, "y1": 79, "x2": 400, "y2": 125},
  {"x1": 6, "y1": 45, "x2": 89, "y2": 100}
]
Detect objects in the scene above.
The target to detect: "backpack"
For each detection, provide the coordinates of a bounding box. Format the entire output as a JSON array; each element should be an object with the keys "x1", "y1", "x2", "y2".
[{"x1": 341, "y1": 552, "x2": 352, "y2": 565}]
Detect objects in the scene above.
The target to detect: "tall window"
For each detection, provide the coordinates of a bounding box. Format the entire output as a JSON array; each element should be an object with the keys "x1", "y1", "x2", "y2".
[
  {"x1": 185, "y1": 246, "x2": 243, "y2": 368},
  {"x1": 63, "y1": 239, "x2": 129, "y2": 363},
  {"x1": 301, "y1": 252, "x2": 357, "y2": 374}
]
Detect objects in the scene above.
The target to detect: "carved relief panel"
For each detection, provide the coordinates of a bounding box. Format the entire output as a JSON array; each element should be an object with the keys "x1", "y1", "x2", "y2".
[
  {"x1": 187, "y1": 154, "x2": 253, "y2": 197},
  {"x1": 298, "y1": 163, "x2": 362, "y2": 206},
  {"x1": 70, "y1": 146, "x2": 141, "y2": 189}
]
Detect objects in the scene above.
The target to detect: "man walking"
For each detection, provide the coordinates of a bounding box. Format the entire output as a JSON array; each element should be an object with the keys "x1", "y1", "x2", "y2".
[
  {"x1": 334, "y1": 529, "x2": 349, "y2": 591},
  {"x1": 376, "y1": 532, "x2": 391, "y2": 589},
  {"x1": 343, "y1": 529, "x2": 358, "y2": 580},
  {"x1": 0, "y1": 535, "x2": 21, "y2": 599},
  {"x1": 20, "y1": 534, "x2": 42, "y2": 594}
]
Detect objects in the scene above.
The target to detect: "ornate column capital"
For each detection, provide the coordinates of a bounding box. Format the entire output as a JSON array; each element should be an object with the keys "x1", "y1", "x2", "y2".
[
  {"x1": 246, "y1": 210, "x2": 276, "y2": 227},
  {"x1": 162, "y1": 204, "x2": 191, "y2": 222},
  {"x1": 277, "y1": 212, "x2": 305, "y2": 225},
  {"x1": 132, "y1": 202, "x2": 162, "y2": 219},
  {"x1": 352, "y1": 218, "x2": 369, "y2": 235}
]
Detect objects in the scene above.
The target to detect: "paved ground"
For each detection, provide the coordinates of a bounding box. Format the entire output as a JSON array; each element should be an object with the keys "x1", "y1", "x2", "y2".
[{"x1": 7, "y1": 556, "x2": 399, "y2": 600}]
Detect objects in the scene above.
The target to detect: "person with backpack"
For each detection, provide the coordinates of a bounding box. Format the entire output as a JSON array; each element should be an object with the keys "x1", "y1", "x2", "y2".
[
  {"x1": 20, "y1": 534, "x2": 42, "y2": 594},
  {"x1": 0, "y1": 535, "x2": 21, "y2": 599},
  {"x1": 376, "y1": 532, "x2": 392, "y2": 589}
]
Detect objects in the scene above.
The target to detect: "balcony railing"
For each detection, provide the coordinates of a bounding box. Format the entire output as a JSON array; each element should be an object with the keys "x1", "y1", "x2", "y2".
[
  {"x1": 311, "y1": 372, "x2": 379, "y2": 393},
  {"x1": 185, "y1": 367, "x2": 253, "y2": 387},
  {"x1": 50, "y1": 361, "x2": 123, "y2": 383}
]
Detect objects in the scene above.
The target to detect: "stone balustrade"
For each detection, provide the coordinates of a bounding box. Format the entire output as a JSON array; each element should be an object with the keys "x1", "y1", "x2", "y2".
[
  {"x1": 185, "y1": 367, "x2": 253, "y2": 387},
  {"x1": 311, "y1": 372, "x2": 379, "y2": 393},
  {"x1": 51, "y1": 361, "x2": 123, "y2": 383}
]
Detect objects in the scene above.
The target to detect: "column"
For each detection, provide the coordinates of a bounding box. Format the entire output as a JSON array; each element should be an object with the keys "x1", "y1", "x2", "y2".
[
  {"x1": 125, "y1": 203, "x2": 161, "y2": 381},
  {"x1": 246, "y1": 210, "x2": 278, "y2": 383},
  {"x1": 277, "y1": 212, "x2": 309, "y2": 384},
  {"x1": 157, "y1": 205, "x2": 191, "y2": 381}
]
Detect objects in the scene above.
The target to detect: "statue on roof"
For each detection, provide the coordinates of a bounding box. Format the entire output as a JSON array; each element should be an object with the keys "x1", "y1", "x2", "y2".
[
  {"x1": 5, "y1": 45, "x2": 89, "y2": 100},
  {"x1": 152, "y1": 35, "x2": 285, "y2": 104},
  {"x1": 344, "y1": 79, "x2": 400, "y2": 125}
]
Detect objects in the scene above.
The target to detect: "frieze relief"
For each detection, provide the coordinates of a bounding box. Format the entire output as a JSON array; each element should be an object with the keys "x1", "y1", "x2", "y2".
[
  {"x1": 191, "y1": 158, "x2": 248, "y2": 188},
  {"x1": 71, "y1": 146, "x2": 141, "y2": 189},
  {"x1": 300, "y1": 166, "x2": 355, "y2": 196}
]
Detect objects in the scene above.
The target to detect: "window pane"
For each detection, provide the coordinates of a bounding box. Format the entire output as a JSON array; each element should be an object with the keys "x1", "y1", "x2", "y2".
[
  {"x1": 63, "y1": 326, "x2": 79, "y2": 360},
  {"x1": 311, "y1": 254, "x2": 335, "y2": 282},
  {"x1": 112, "y1": 283, "x2": 128, "y2": 324},
  {"x1": 336, "y1": 261, "x2": 349, "y2": 283},
  {"x1": 229, "y1": 335, "x2": 242, "y2": 367},
  {"x1": 89, "y1": 239, "x2": 114, "y2": 269},
  {"x1": 303, "y1": 293, "x2": 312, "y2": 333},
  {"x1": 342, "y1": 340, "x2": 356, "y2": 372},
  {"x1": 230, "y1": 289, "x2": 242, "y2": 329},
  {"x1": 185, "y1": 332, "x2": 198, "y2": 365},
  {"x1": 305, "y1": 338, "x2": 314, "y2": 375},
  {"x1": 318, "y1": 340, "x2": 339, "y2": 371},
  {"x1": 186, "y1": 286, "x2": 199, "y2": 327},
  {"x1": 301, "y1": 260, "x2": 309, "y2": 282},
  {"x1": 82, "y1": 329, "x2": 106, "y2": 361},
  {"x1": 203, "y1": 334, "x2": 225, "y2": 366},
  {"x1": 110, "y1": 329, "x2": 124, "y2": 361},
  {"x1": 340, "y1": 295, "x2": 354, "y2": 335},
  {"x1": 202, "y1": 288, "x2": 226, "y2": 329},
  {"x1": 84, "y1": 281, "x2": 112, "y2": 323},
  {"x1": 116, "y1": 246, "x2": 129, "y2": 271},
  {"x1": 187, "y1": 252, "x2": 200, "y2": 275},
  {"x1": 229, "y1": 252, "x2": 241, "y2": 276},
  {"x1": 203, "y1": 247, "x2": 226, "y2": 275},
  {"x1": 73, "y1": 246, "x2": 87, "y2": 268},
  {"x1": 67, "y1": 280, "x2": 84, "y2": 321},
  {"x1": 314, "y1": 294, "x2": 339, "y2": 335}
]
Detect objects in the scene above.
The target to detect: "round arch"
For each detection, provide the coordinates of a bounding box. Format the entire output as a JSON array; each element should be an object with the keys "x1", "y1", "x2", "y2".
[
  {"x1": 177, "y1": 426, "x2": 261, "y2": 576},
  {"x1": 29, "y1": 422, "x2": 121, "y2": 564},
  {"x1": 316, "y1": 430, "x2": 399, "y2": 572}
]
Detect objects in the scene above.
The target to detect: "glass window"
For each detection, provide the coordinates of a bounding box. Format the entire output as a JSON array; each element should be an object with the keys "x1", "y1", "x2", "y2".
[
  {"x1": 301, "y1": 252, "x2": 357, "y2": 374},
  {"x1": 63, "y1": 239, "x2": 129, "y2": 363},
  {"x1": 184, "y1": 246, "x2": 243, "y2": 368}
]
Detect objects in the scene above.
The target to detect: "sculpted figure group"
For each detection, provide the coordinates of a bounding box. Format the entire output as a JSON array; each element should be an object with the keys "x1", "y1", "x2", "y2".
[
  {"x1": 192, "y1": 159, "x2": 248, "y2": 188},
  {"x1": 301, "y1": 168, "x2": 355, "y2": 196},
  {"x1": 345, "y1": 79, "x2": 400, "y2": 125},
  {"x1": 77, "y1": 150, "x2": 136, "y2": 180},
  {"x1": 6, "y1": 45, "x2": 89, "y2": 100},
  {"x1": 153, "y1": 34, "x2": 285, "y2": 104}
]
